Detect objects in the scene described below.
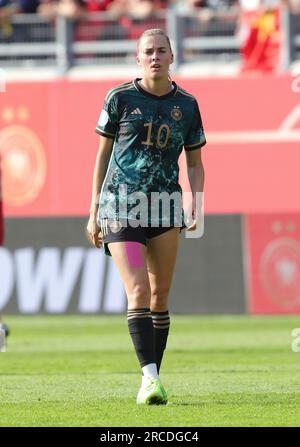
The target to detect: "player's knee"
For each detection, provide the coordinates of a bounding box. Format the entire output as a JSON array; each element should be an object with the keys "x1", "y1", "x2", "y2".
[
  {"x1": 150, "y1": 288, "x2": 169, "y2": 311},
  {"x1": 127, "y1": 283, "x2": 151, "y2": 308}
]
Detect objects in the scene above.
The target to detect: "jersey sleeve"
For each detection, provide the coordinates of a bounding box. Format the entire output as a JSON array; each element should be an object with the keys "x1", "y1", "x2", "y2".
[
  {"x1": 184, "y1": 100, "x2": 206, "y2": 151},
  {"x1": 95, "y1": 93, "x2": 118, "y2": 138}
]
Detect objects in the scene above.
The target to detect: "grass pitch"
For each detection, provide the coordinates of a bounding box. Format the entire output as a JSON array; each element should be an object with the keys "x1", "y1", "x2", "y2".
[{"x1": 0, "y1": 315, "x2": 299, "y2": 427}]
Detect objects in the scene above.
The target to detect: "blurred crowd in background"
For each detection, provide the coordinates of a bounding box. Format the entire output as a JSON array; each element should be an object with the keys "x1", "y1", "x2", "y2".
[
  {"x1": 1, "y1": 0, "x2": 300, "y2": 73},
  {"x1": 0, "y1": 1, "x2": 299, "y2": 21},
  {"x1": 2, "y1": 0, "x2": 232, "y2": 20}
]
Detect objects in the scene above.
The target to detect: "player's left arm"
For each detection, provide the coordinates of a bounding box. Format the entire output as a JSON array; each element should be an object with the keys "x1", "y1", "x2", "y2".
[
  {"x1": 183, "y1": 98, "x2": 206, "y2": 230},
  {"x1": 186, "y1": 149, "x2": 204, "y2": 196},
  {"x1": 185, "y1": 149, "x2": 204, "y2": 231}
]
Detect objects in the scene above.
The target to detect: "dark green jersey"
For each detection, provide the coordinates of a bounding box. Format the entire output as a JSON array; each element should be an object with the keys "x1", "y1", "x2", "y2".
[{"x1": 95, "y1": 78, "x2": 206, "y2": 226}]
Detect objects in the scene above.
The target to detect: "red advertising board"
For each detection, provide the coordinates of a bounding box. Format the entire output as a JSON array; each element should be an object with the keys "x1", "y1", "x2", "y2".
[
  {"x1": 245, "y1": 214, "x2": 300, "y2": 314},
  {"x1": 1, "y1": 75, "x2": 300, "y2": 217}
]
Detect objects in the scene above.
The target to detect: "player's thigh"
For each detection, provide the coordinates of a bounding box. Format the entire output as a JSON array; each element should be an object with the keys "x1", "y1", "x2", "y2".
[
  {"x1": 108, "y1": 241, "x2": 151, "y2": 306},
  {"x1": 146, "y1": 227, "x2": 181, "y2": 297}
]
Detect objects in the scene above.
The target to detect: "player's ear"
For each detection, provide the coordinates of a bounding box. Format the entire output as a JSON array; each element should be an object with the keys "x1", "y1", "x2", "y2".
[
  {"x1": 136, "y1": 55, "x2": 141, "y2": 66},
  {"x1": 170, "y1": 53, "x2": 174, "y2": 64}
]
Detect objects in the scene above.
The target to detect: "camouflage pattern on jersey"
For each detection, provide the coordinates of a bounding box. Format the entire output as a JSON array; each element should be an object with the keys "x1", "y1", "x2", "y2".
[{"x1": 95, "y1": 79, "x2": 206, "y2": 226}]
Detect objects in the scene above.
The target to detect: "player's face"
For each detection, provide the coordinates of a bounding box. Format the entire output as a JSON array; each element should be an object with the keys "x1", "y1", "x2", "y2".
[{"x1": 136, "y1": 35, "x2": 173, "y2": 81}]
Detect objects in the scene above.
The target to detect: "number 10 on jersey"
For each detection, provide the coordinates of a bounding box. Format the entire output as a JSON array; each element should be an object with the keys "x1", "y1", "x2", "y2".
[{"x1": 142, "y1": 122, "x2": 171, "y2": 150}]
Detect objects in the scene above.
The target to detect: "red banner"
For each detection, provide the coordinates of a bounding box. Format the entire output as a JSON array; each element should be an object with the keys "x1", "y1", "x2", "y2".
[
  {"x1": 0, "y1": 75, "x2": 300, "y2": 217},
  {"x1": 245, "y1": 214, "x2": 300, "y2": 314}
]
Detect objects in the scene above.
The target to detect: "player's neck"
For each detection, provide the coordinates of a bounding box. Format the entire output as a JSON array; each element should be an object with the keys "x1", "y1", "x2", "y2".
[{"x1": 139, "y1": 78, "x2": 172, "y2": 97}]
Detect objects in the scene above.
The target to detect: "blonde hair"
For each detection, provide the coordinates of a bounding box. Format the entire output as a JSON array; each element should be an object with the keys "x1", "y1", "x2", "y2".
[{"x1": 137, "y1": 28, "x2": 172, "y2": 53}]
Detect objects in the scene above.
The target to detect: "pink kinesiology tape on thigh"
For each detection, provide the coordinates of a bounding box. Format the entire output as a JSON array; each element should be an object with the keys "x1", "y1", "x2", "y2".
[{"x1": 125, "y1": 242, "x2": 144, "y2": 268}]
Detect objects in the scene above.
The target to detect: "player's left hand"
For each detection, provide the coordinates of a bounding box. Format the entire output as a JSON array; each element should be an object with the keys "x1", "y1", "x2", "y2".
[
  {"x1": 185, "y1": 208, "x2": 197, "y2": 231},
  {"x1": 186, "y1": 220, "x2": 197, "y2": 231}
]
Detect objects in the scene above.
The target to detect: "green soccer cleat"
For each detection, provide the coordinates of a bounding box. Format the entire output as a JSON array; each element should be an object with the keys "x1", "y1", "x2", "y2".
[{"x1": 136, "y1": 377, "x2": 168, "y2": 405}]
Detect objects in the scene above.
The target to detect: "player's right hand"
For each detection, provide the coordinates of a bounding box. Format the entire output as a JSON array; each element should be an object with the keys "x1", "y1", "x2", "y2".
[{"x1": 86, "y1": 215, "x2": 103, "y2": 249}]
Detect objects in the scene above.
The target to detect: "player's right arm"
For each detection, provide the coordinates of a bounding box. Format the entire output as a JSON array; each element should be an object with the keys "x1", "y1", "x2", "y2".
[{"x1": 87, "y1": 135, "x2": 113, "y2": 248}]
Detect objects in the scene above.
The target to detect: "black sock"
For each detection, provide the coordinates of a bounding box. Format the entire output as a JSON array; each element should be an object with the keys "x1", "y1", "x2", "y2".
[
  {"x1": 151, "y1": 310, "x2": 170, "y2": 373},
  {"x1": 127, "y1": 308, "x2": 156, "y2": 368}
]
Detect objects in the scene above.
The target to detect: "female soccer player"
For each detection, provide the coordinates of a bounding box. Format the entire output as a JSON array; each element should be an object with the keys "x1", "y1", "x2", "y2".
[{"x1": 87, "y1": 28, "x2": 206, "y2": 405}]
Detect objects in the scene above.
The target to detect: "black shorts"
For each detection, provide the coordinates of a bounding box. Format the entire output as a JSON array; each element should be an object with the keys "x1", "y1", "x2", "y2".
[{"x1": 99, "y1": 218, "x2": 185, "y2": 256}]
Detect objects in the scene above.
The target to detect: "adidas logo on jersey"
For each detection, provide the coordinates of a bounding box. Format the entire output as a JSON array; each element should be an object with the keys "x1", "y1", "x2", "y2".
[{"x1": 131, "y1": 108, "x2": 142, "y2": 115}]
